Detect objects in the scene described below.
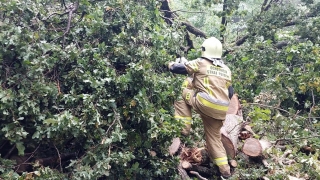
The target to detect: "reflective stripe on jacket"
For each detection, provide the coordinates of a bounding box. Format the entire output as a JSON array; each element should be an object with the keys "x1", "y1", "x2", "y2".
[{"x1": 185, "y1": 58, "x2": 232, "y2": 118}]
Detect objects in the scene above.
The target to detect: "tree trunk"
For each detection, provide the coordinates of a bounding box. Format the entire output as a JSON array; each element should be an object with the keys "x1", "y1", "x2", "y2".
[
  {"x1": 220, "y1": 94, "x2": 244, "y2": 159},
  {"x1": 220, "y1": 114, "x2": 244, "y2": 159},
  {"x1": 226, "y1": 94, "x2": 242, "y2": 116},
  {"x1": 229, "y1": 159, "x2": 238, "y2": 168}
]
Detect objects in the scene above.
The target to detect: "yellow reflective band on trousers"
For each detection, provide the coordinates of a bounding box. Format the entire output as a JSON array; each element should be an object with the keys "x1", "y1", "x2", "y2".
[
  {"x1": 174, "y1": 116, "x2": 192, "y2": 125},
  {"x1": 197, "y1": 94, "x2": 228, "y2": 111},
  {"x1": 214, "y1": 157, "x2": 228, "y2": 166}
]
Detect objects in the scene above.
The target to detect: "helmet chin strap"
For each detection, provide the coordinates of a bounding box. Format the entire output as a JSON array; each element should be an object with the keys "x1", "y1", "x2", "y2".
[{"x1": 201, "y1": 57, "x2": 224, "y2": 67}]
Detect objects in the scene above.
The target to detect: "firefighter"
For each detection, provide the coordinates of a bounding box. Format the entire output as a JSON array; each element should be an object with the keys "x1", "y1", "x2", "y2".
[{"x1": 168, "y1": 37, "x2": 233, "y2": 178}]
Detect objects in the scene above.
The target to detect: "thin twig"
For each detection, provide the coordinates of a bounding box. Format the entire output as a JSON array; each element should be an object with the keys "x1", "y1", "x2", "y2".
[
  {"x1": 248, "y1": 103, "x2": 291, "y2": 114},
  {"x1": 113, "y1": 109, "x2": 122, "y2": 130},
  {"x1": 161, "y1": 9, "x2": 206, "y2": 14},
  {"x1": 0, "y1": 141, "x2": 8, "y2": 150},
  {"x1": 106, "y1": 116, "x2": 117, "y2": 135},
  {"x1": 14, "y1": 144, "x2": 41, "y2": 172},
  {"x1": 42, "y1": 12, "x2": 69, "y2": 21},
  {"x1": 293, "y1": 110, "x2": 301, "y2": 119},
  {"x1": 63, "y1": 1, "x2": 79, "y2": 46},
  {"x1": 307, "y1": 90, "x2": 315, "y2": 130},
  {"x1": 189, "y1": 171, "x2": 208, "y2": 180},
  {"x1": 22, "y1": 144, "x2": 40, "y2": 165},
  {"x1": 53, "y1": 144, "x2": 63, "y2": 172},
  {"x1": 47, "y1": 13, "x2": 85, "y2": 32},
  {"x1": 108, "y1": 145, "x2": 111, "y2": 157},
  {"x1": 101, "y1": 109, "x2": 120, "y2": 144},
  {"x1": 56, "y1": 80, "x2": 61, "y2": 94},
  {"x1": 64, "y1": 2, "x2": 79, "y2": 36},
  {"x1": 4, "y1": 145, "x2": 15, "y2": 159},
  {"x1": 159, "y1": 14, "x2": 174, "y2": 24}
]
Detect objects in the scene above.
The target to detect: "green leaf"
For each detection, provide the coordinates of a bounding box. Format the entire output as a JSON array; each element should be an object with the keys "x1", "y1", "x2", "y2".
[
  {"x1": 32, "y1": 131, "x2": 40, "y2": 139},
  {"x1": 44, "y1": 118, "x2": 58, "y2": 125},
  {"x1": 241, "y1": 56, "x2": 249, "y2": 61},
  {"x1": 16, "y1": 142, "x2": 25, "y2": 156},
  {"x1": 287, "y1": 53, "x2": 293, "y2": 61}
]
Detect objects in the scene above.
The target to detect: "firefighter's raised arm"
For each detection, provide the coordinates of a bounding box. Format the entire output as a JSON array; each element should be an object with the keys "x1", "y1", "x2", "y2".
[{"x1": 167, "y1": 57, "x2": 188, "y2": 75}]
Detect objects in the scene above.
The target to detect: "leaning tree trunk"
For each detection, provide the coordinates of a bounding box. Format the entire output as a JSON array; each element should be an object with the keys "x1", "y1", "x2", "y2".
[
  {"x1": 220, "y1": 114, "x2": 243, "y2": 159},
  {"x1": 220, "y1": 94, "x2": 244, "y2": 159}
]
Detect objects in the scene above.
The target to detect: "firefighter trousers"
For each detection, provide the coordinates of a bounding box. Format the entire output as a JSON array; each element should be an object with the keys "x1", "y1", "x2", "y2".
[{"x1": 174, "y1": 88, "x2": 230, "y2": 174}]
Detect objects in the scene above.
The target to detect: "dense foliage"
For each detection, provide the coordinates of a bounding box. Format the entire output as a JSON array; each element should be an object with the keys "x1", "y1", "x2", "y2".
[
  {"x1": 0, "y1": 0, "x2": 188, "y2": 179},
  {"x1": 1, "y1": 0, "x2": 320, "y2": 179}
]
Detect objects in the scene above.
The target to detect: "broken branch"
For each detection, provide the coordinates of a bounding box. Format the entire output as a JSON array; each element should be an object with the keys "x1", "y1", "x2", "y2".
[
  {"x1": 64, "y1": 1, "x2": 79, "y2": 36},
  {"x1": 190, "y1": 171, "x2": 208, "y2": 180}
]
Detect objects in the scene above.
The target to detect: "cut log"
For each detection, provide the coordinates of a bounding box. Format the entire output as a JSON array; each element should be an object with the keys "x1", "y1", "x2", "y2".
[
  {"x1": 226, "y1": 94, "x2": 242, "y2": 116},
  {"x1": 260, "y1": 139, "x2": 272, "y2": 151},
  {"x1": 242, "y1": 138, "x2": 262, "y2": 157},
  {"x1": 242, "y1": 138, "x2": 271, "y2": 157},
  {"x1": 228, "y1": 159, "x2": 238, "y2": 168},
  {"x1": 178, "y1": 161, "x2": 190, "y2": 180},
  {"x1": 221, "y1": 132, "x2": 236, "y2": 159},
  {"x1": 169, "y1": 137, "x2": 181, "y2": 156},
  {"x1": 221, "y1": 114, "x2": 244, "y2": 159}
]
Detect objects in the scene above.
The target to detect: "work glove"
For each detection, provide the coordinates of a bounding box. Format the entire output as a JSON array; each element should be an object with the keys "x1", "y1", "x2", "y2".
[
  {"x1": 175, "y1": 57, "x2": 188, "y2": 64},
  {"x1": 168, "y1": 61, "x2": 175, "y2": 69}
]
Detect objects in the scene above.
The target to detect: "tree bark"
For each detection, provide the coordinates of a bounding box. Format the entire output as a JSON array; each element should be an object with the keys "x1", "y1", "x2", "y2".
[
  {"x1": 220, "y1": 0, "x2": 228, "y2": 41},
  {"x1": 226, "y1": 94, "x2": 242, "y2": 116},
  {"x1": 221, "y1": 114, "x2": 244, "y2": 159},
  {"x1": 181, "y1": 22, "x2": 206, "y2": 38},
  {"x1": 178, "y1": 161, "x2": 190, "y2": 180}
]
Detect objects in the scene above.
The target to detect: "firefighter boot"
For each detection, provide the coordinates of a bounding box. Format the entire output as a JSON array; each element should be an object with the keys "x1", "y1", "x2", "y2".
[{"x1": 219, "y1": 164, "x2": 231, "y2": 179}]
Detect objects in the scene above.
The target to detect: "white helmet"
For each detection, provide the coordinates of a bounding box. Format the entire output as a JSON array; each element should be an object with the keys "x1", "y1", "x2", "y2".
[{"x1": 201, "y1": 37, "x2": 222, "y2": 59}]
